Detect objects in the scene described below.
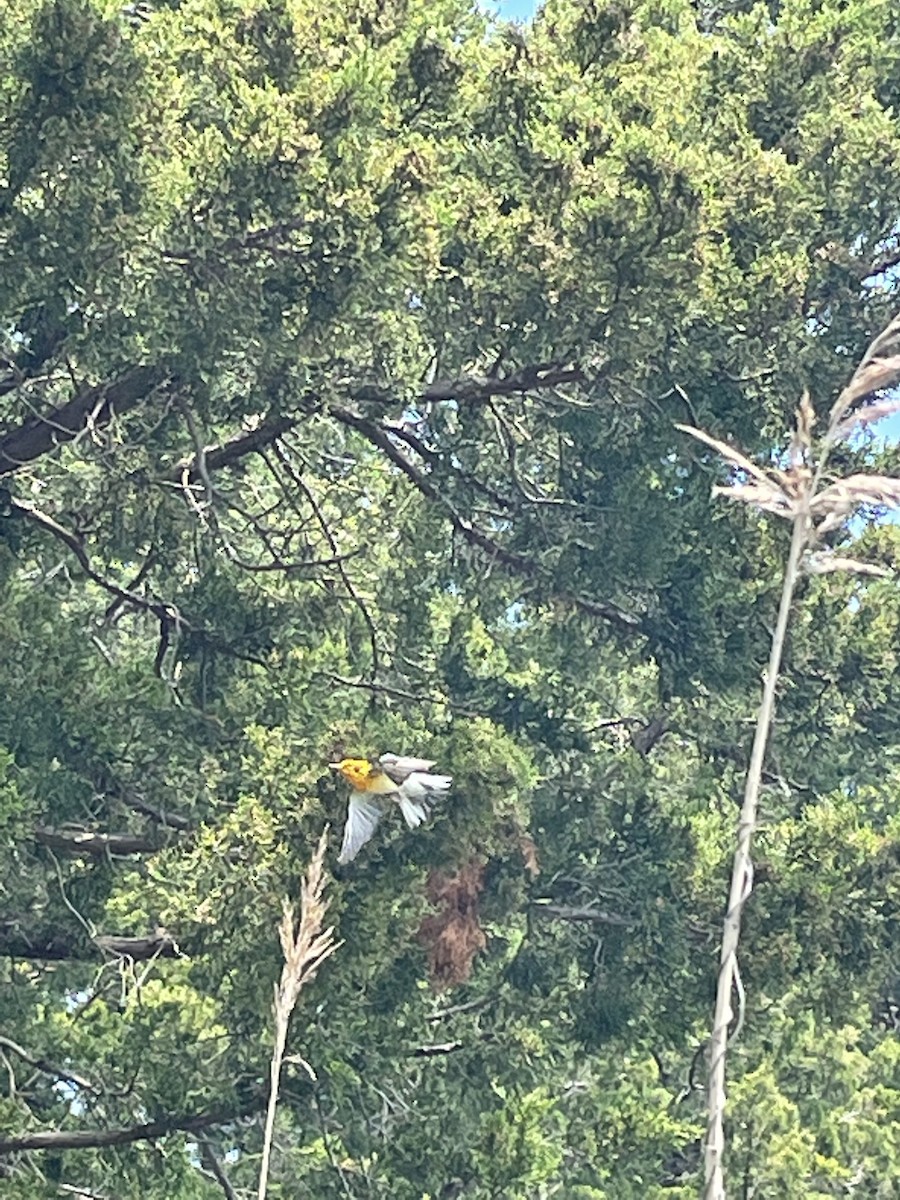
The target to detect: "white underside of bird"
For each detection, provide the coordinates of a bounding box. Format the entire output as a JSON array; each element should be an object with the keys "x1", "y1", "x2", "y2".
[{"x1": 332, "y1": 753, "x2": 452, "y2": 864}]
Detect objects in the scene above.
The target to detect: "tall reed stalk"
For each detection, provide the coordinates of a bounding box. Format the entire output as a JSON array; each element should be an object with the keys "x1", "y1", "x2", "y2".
[
  {"x1": 258, "y1": 829, "x2": 341, "y2": 1200},
  {"x1": 679, "y1": 312, "x2": 900, "y2": 1199}
]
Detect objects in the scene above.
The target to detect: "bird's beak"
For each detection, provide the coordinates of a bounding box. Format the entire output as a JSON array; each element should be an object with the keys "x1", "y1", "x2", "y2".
[{"x1": 328, "y1": 763, "x2": 342, "y2": 770}]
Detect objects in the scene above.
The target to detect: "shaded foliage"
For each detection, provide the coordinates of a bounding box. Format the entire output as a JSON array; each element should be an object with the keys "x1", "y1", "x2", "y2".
[{"x1": 0, "y1": 0, "x2": 898, "y2": 1197}]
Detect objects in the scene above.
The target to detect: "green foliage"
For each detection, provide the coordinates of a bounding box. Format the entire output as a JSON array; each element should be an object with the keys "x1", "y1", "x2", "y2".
[{"x1": 0, "y1": 0, "x2": 899, "y2": 1196}]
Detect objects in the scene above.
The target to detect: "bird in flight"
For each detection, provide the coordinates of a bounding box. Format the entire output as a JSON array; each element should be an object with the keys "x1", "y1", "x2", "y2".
[{"x1": 330, "y1": 753, "x2": 452, "y2": 864}]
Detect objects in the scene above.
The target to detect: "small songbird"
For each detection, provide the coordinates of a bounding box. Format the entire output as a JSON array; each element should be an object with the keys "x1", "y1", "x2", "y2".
[{"x1": 330, "y1": 753, "x2": 452, "y2": 864}]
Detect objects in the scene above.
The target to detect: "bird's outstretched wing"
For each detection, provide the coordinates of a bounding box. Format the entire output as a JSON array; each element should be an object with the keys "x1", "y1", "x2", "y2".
[
  {"x1": 379, "y1": 752, "x2": 437, "y2": 784},
  {"x1": 338, "y1": 793, "x2": 385, "y2": 864}
]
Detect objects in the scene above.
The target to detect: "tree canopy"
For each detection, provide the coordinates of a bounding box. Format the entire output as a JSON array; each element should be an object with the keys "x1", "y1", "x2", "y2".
[{"x1": 1, "y1": 0, "x2": 899, "y2": 1196}]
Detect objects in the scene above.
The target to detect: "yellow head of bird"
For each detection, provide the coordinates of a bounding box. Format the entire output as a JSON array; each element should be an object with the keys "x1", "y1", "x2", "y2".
[{"x1": 330, "y1": 757, "x2": 378, "y2": 791}]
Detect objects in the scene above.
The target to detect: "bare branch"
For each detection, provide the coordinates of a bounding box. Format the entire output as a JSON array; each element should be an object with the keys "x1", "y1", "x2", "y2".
[
  {"x1": 0, "y1": 367, "x2": 167, "y2": 477},
  {"x1": 0, "y1": 1035, "x2": 98, "y2": 1095},
  {"x1": 318, "y1": 671, "x2": 485, "y2": 716},
  {"x1": 102, "y1": 550, "x2": 159, "y2": 623},
  {"x1": 121, "y1": 794, "x2": 193, "y2": 832},
  {"x1": 0, "y1": 359, "x2": 580, "y2": 488},
  {"x1": 198, "y1": 1136, "x2": 240, "y2": 1200},
  {"x1": 0, "y1": 1105, "x2": 251, "y2": 1155},
  {"x1": 420, "y1": 362, "x2": 585, "y2": 403},
  {"x1": 328, "y1": 407, "x2": 641, "y2": 632},
  {"x1": 0, "y1": 925, "x2": 182, "y2": 962},
  {"x1": 172, "y1": 415, "x2": 297, "y2": 487},
  {"x1": 630, "y1": 714, "x2": 669, "y2": 756},
  {"x1": 426, "y1": 996, "x2": 496, "y2": 1023},
  {"x1": 10, "y1": 498, "x2": 182, "y2": 626},
  {"x1": 410, "y1": 1041, "x2": 464, "y2": 1057},
  {"x1": 33, "y1": 828, "x2": 172, "y2": 858},
  {"x1": 270, "y1": 441, "x2": 382, "y2": 678},
  {"x1": 57, "y1": 1185, "x2": 113, "y2": 1200}
]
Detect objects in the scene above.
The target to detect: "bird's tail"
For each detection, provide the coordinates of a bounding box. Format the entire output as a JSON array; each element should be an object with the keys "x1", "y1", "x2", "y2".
[
  {"x1": 398, "y1": 772, "x2": 451, "y2": 829},
  {"x1": 398, "y1": 793, "x2": 431, "y2": 829}
]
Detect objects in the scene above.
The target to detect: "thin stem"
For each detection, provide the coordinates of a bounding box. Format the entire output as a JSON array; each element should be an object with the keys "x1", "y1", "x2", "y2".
[
  {"x1": 257, "y1": 1014, "x2": 288, "y2": 1200},
  {"x1": 704, "y1": 510, "x2": 810, "y2": 1199}
]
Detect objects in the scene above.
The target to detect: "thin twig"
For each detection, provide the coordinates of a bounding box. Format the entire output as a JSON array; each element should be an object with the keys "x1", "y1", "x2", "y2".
[
  {"x1": 0, "y1": 1035, "x2": 98, "y2": 1095},
  {"x1": 270, "y1": 441, "x2": 381, "y2": 680},
  {"x1": 327, "y1": 406, "x2": 641, "y2": 632},
  {"x1": 311, "y1": 1087, "x2": 356, "y2": 1200},
  {"x1": 529, "y1": 902, "x2": 635, "y2": 927},
  {"x1": 316, "y1": 671, "x2": 484, "y2": 716},
  {"x1": 426, "y1": 995, "x2": 496, "y2": 1023}
]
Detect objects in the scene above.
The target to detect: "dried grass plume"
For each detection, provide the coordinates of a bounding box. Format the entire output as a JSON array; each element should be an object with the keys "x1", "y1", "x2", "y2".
[{"x1": 257, "y1": 828, "x2": 341, "y2": 1200}]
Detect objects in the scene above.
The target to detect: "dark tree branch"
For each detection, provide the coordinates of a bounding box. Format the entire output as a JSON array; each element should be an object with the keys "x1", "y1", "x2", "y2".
[
  {"x1": 93, "y1": 931, "x2": 182, "y2": 960},
  {"x1": 172, "y1": 413, "x2": 296, "y2": 485},
  {"x1": 556, "y1": 592, "x2": 642, "y2": 629},
  {"x1": 0, "y1": 360, "x2": 579, "y2": 485},
  {"x1": 10, "y1": 498, "x2": 182, "y2": 626},
  {"x1": 33, "y1": 828, "x2": 172, "y2": 858},
  {"x1": 170, "y1": 364, "x2": 585, "y2": 486},
  {"x1": 418, "y1": 362, "x2": 585, "y2": 404},
  {"x1": 0, "y1": 1035, "x2": 99, "y2": 1095},
  {"x1": 0, "y1": 366, "x2": 167, "y2": 477},
  {"x1": 270, "y1": 440, "x2": 381, "y2": 679},
  {"x1": 0, "y1": 362, "x2": 640, "y2": 637},
  {"x1": 410, "y1": 1041, "x2": 464, "y2": 1057},
  {"x1": 0, "y1": 1105, "x2": 250, "y2": 1154},
  {"x1": 0, "y1": 925, "x2": 182, "y2": 963},
  {"x1": 102, "y1": 550, "x2": 159, "y2": 624},
  {"x1": 161, "y1": 215, "x2": 312, "y2": 263},
  {"x1": 328, "y1": 407, "x2": 642, "y2": 632},
  {"x1": 630, "y1": 714, "x2": 669, "y2": 756},
  {"x1": 868, "y1": 245, "x2": 900, "y2": 279},
  {"x1": 318, "y1": 671, "x2": 485, "y2": 717},
  {"x1": 426, "y1": 995, "x2": 496, "y2": 1023},
  {"x1": 197, "y1": 1136, "x2": 240, "y2": 1200},
  {"x1": 121, "y1": 794, "x2": 193, "y2": 831}
]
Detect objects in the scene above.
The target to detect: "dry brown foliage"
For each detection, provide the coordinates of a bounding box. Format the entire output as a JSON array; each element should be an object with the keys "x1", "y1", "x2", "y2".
[
  {"x1": 418, "y1": 860, "x2": 487, "y2": 990},
  {"x1": 519, "y1": 834, "x2": 541, "y2": 879}
]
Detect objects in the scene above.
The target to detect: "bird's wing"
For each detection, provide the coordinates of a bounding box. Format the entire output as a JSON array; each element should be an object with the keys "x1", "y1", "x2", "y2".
[
  {"x1": 338, "y1": 793, "x2": 384, "y2": 864},
  {"x1": 379, "y1": 753, "x2": 437, "y2": 784},
  {"x1": 400, "y1": 771, "x2": 452, "y2": 798}
]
